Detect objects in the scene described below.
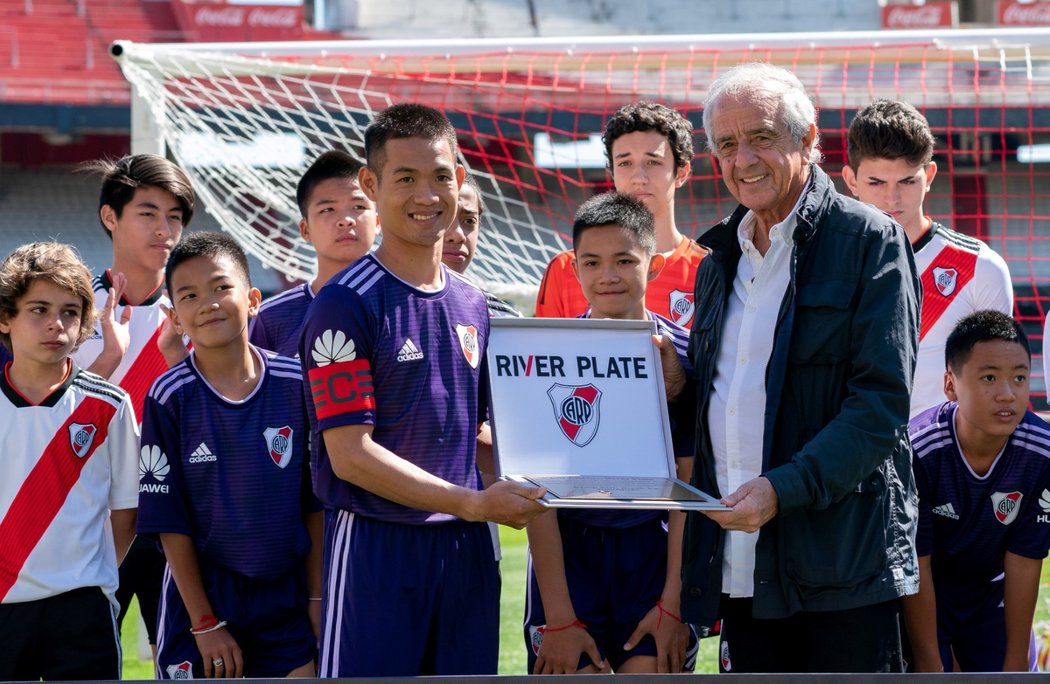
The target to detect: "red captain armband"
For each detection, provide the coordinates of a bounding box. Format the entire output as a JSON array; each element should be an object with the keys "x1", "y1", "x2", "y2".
[{"x1": 308, "y1": 359, "x2": 375, "y2": 420}]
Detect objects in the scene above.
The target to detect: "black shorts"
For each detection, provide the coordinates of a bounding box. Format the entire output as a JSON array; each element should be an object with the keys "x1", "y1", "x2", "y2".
[{"x1": 0, "y1": 586, "x2": 121, "y2": 680}]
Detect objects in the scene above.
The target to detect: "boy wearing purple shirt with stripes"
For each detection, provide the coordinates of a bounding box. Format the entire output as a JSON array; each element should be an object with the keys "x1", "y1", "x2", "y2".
[
  {"x1": 250, "y1": 150, "x2": 379, "y2": 358},
  {"x1": 524, "y1": 192, "x2": 697, "y2": 675},
  {"x1": 906, "y1": 310, "x2": 1050, "y2": 672},
  {"x1": 299, "y1": 103, "x2": 546, "y2": 677}
]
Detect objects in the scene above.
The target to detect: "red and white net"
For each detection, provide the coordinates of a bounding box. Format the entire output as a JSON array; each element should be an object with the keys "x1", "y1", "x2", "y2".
[{"x1": 113, "y1": 30, "x2": 1050, "y2": 396}]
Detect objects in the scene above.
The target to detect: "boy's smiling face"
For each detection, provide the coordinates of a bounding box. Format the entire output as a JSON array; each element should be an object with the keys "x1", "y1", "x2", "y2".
[
  {"x1": 0, "y1": 278, "x2": 85, "y2": 370},
  {"x1": 945, "y1": 339, "x2": 1030, "y2": 444},
  {"x1": 167, "y1": 254, "x2": 260, "y2": 351},
  {"x1": 573, "y1": 224, "x2": 661, "y2": 320}
]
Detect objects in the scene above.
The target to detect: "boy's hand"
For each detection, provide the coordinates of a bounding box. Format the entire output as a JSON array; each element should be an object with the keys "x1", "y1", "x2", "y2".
[
  {"x1": 534, "y1": 623, "x2": 605, "y2": 674},
  {"x1": 89, "y1": 272, "x2": 132, "y2": 378},
  {"x1": 624, "y1": 601, "x2": 689, "y2": 672},
  {"x1": 465, "y1": 480, "x2": 546, "y2": 529},
  {"x1": 158, "y1": 299, "x2": 189, "y2": 367},
  {"x1": 653, "y1": 334, "x2": 686, "y2": 401},
  {"x1": 195, "y1": 627, "x2": 244, "y2": 678}
]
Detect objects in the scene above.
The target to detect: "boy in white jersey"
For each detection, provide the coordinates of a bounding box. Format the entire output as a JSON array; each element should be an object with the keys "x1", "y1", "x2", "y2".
[
  {"x1": 526, "y1": 192, "x2": 697, "y2": 675},
  {"x1": 842, "y1": 100, "x2": 1013, "y2": 418},
  {"x1": 76, "y1": 153, "x2": 196, "y2": 657},
  {"x1": 250, "y1": 150, "x2": 379, "y2": 357},
  {"x1": 0, "y1": 242, "x2": 139, "y2": 680}
]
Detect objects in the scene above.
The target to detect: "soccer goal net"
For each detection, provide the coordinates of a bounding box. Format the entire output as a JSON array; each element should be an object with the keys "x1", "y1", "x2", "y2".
[{"x1": 112, "y1": 29, "x2": 1050, "y2": 348}]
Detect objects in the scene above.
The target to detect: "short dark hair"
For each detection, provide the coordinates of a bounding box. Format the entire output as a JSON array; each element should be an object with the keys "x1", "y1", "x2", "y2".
[
  {"x1": 572, "y1": 192, "x2": 655, "y2": 255},
  {"x1": 461, "y1": 174, "x2": 486, "y2": 221},
  {"x1": 364, "y1": 103, "x2": 459, "y2": 175},
  {"x1": 847, "y1": 99, "x2": 936, "y2": 170},
  {"x1": 165, "y1": 231, "x2": 251, "y2": 296},
  {"x1": 0, "y1": 242, "x2": 96, "y2": 351},
  {"x1": 296, "y1": 150, "x2": 365, "y2": 217},
  {"x1": 603, "y1": 101, "x2": 694, "y2": 171},
  {"x1": 84, "y1": 154, "x2": 196, "y2": 238},
  {"x1": 945, "y1": 310, "x2": 1030, "y2": 374}
]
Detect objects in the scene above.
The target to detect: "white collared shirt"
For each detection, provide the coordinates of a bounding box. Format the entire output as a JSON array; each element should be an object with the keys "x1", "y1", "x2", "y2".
[{"x1": 707, "y1": 202, "x2": 800, "y2": 598}]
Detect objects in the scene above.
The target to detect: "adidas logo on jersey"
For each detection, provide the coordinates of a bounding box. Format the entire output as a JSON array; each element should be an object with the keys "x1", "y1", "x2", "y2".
[
  {"x1": 397, "y1": 338, "x2": 424, "y2": 362},
  {"x1": 188, "y1": 442, "x2": 217, "y2": 464},
  {"x1": 139, "y1": 445, "x2": 170, "y2": 494},
  {"x1": 932, "y1": 502, "x2": 960, "y2": 520}
]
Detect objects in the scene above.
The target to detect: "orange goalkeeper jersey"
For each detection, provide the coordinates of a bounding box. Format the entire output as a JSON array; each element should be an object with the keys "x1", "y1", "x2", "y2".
[{"x1": 534, "y1": 237, "x2": 707, "y2": 327}]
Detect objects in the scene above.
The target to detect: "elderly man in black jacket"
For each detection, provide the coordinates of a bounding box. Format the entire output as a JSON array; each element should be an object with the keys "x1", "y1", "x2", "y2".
[{"x1": 682, "y1": 63, "x2": 920, "y2": 673}]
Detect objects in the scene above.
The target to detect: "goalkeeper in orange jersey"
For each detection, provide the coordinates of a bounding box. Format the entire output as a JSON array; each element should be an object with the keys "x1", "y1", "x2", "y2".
[{"x1": 534, "y1": 102, "x2": 706, "y2": 324}]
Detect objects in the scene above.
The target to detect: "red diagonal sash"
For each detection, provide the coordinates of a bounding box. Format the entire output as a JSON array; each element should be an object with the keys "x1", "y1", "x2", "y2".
[
  {"x1": 117, "y1": 325, "x2": 168, "y2": 423},
  {"x1": 0, "y1": 396, "x2": 117, "y2": 600},
  {"x1": 919, "y1": 244, "x2": 979, "y2": 341}
]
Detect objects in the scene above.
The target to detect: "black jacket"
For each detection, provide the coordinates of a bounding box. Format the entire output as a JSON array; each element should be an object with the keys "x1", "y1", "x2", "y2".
[{"x1": 681, "y1": 166, "x2": 921, "y2": 625}]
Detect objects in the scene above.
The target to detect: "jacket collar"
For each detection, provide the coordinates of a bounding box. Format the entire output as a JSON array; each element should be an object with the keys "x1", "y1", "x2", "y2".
[{"x1": 701, "y1": 166, "x2": 832, "y2": 251}]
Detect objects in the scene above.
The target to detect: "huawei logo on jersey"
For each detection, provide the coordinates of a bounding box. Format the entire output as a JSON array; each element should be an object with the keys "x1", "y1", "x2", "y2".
[
  {"x1": 139, "y1": 445, "x2": 170, "y2": 494},
  {"x1": 68, "y1": 423, "x2": 97, "y2": 458},
  {"x1": 312, "y1": 329, "x2": 356, "y2": 367},
  {"x1": 932, "y1": 267, "x2": 959, "y2": 297}
]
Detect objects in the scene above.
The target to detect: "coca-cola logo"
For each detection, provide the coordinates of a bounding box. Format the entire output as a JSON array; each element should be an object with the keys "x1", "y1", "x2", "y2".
[
  {"x1": 195, "y1": 6, "x2": 246, "y2": 27},
  {"x1": 1000, "y1": 1, "x2": 1050, "y2": 25},
  {"x1": 883, "y1": 5, "x2": 950, "y2": 29},
  {"x1": 248, "y1": 8, "x2": 299, "y2": 28}
]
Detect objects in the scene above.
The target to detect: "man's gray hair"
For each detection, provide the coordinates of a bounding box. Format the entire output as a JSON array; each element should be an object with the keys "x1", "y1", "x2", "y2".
[{"x1": 702, "y1": 62, "x2": 822, "y2": 165}]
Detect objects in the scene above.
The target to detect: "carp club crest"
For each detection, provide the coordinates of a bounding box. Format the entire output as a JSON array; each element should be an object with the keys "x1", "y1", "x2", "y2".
[
  {"x1": 547, "y1": 383, "x2": 602, "y2": 447},
  {"x1": 991, "y1": 491, "x2": 1022, "y2": 525},
  {"x1": 264, "y1": 425, "x2": 293, "y2": 468},
  {"x1": 68, "y1": 422, "x2": 97, "y2": 458},
  {"x1": 669, "y1": 289, "x2": 695, "y2": 326},
  {"x1": 456, "y1": 323, "x2": 480, "y2": 369},
  {"x1": 933, "y1": 266, "x2": 959, "y2": 297}
]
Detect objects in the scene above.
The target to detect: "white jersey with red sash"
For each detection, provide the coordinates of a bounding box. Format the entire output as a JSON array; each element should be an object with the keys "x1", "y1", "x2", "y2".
[
  {"x1": 74, "y1": 271, "x2": 172, "y2": 423},
  {"x1": 911, "y1": 223, "x2": 1013, "y2": 418},
  {"x1": 0, "y1": 363, "x2": 139, "y2": 605}
]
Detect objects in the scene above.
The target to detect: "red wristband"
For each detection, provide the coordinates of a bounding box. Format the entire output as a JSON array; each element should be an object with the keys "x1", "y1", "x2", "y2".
[
  {"x1": 192, "y1": 614, "x2": 219, "y2": 631},
  {"x1": 538, "y1": 619, "x2": 587, "y2": 634},
  {"x1": 656, "y1": 599, "x2": 682, "y2": 630}
]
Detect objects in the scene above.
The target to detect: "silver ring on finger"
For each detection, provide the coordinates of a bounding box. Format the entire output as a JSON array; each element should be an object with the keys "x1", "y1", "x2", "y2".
[{"x1": 212, "y1": 658, "x2": 225, "y2": 668}]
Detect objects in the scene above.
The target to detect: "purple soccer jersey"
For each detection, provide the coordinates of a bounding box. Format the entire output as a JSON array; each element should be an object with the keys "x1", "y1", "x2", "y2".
[
  {"x1": 137, "y1": 348, "x2": 316, "y2": 579},
  {"x1": 300, "y1": 254, "x2": 491, "y2": 524},
  {"x1": 249, "y1": 283, "x2": 313, "y2": 358},
  {"x1": 910, "y1": 403, "x2": 1050, "y2": 613}
]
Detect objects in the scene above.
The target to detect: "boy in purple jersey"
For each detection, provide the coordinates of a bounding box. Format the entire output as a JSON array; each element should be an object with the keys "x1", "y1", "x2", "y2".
[
  {"x1": 137, "y1": 233, "x2": 322, "y2": 679},
  {"x1": 905, "y1": 310, "x2": 1050, "y2": 672},
  {"x1": 524, "y1": 192, "x2": 697, "y2": 675},
  {"x1": 299, "y1": 103, "x2": 546, "y2": 677},
  {"x1": 250, "y1": 151, "x2": 379, "y2": 357}
]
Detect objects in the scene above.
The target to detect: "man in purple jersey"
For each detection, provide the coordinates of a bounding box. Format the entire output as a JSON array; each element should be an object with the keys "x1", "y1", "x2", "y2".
[
  {"x1": 905, "y1": 310, "x2": 1050, "y2": 672},
  {"x1": 299, "y1": 103, "x2": 546, "y2": 677},
  {"x1": 250, "y1": 151, "x2": 379, "y2": 357},
  {"x1": 525, "y1": 193, "x2": 697, "y2": 675}
]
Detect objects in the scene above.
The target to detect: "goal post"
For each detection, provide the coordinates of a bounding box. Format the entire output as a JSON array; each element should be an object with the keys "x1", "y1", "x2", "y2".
[{"x1": 112, "y1": 29, "x2": 1050, "y2": 391}]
